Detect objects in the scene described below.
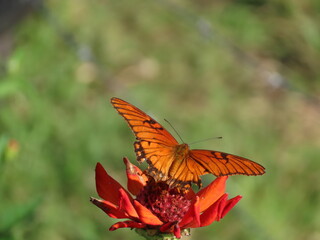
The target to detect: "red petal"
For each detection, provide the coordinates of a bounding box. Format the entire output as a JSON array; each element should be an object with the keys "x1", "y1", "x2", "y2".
[
  {"x1": 216, "y1": 194, "x2": 227, "y2": 221},
  {"x1": 123, "y1": 157, "x2": 147, "y2": 195},
  {"x1": 118, "y1": 188, "x2": 139, "y2": 219},
  {"x1": 174, "y1": 224, "x2": 181, "y2": 239},
  {"x1": 221, "y1": 195, "x2": 242, "y2": 219},
  {"x1": 90, "y1": 197, "x2": 127, "y2": 219},
  {"x1": 109, "y1": 220, "x2": 146, "y2": 231},
  {"x1": 196, "y1": 176, "x2": 227, "y2": 212},
  {"x1": 185, "y1": 188, "x2": 196, "y2": 200},
  {"x1": 179, "y1": 196, "x2": 200, "y2": 228},
  {"x1": 95, "y1": 162, "x2": 130, "y2": 205},
  {"x1": 200, "y1": 194, "x2": 228, "y2": 227},
  {"x1": 133, "y1": 200, "x2": 163, "y2": 226},
  {"x1": 159, "y1": 222, "x2": 175, "y2": 232}
]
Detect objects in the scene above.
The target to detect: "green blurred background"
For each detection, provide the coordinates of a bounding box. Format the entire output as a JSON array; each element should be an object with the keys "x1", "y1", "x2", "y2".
[{"x1": 0, "y1": 0, "x2": 320, "y2": 239}]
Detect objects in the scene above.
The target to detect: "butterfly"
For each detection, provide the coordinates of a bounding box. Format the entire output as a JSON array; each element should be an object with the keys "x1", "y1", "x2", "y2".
[{"x1": 111, "y1": 97, "x2": 265, "y2": 190}]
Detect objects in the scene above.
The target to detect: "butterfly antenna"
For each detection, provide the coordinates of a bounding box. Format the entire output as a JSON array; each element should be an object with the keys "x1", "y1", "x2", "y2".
[
  {"x1": 189, "y1": 136, "x2": 223, "y2": 146},
  {"x1": 164, "y1": 119, "x2": 184, "y2": 143}
]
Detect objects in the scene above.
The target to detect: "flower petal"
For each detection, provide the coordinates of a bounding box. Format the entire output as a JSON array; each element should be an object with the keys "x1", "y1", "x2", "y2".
[
  {"x1": 185, "y1": 188, "x2": 196, "y2": 200},
  {"x1": 95, "y1": 162, "x2": 130, "y2": 205},
  {"x1": 109, "y1": 220, "x2": 146, "y2": 231},
  {"x1": 196, "y1": 176, "x2": 227, "y2": 212},
  {"x1": 179, "y1": 196, "x2": 200, "y2": 228},
  {"x1": 118, "y1": 188, "x2": 139, "y2": 219},
  {"x1": 133, "y1": 200, "x2": 163, "y2": 226},
  {"x1": 199, "y1": 194, "x2": 227, "y2": 227},
  {"x1": 174, "y1": 224, "x2": 181, "y2": 239},
  {"x1": 90, "y1": 197, "x2": 127, "y2": 219},
  {"x1": 200, "y1": 194, "x2": 241, "y2": 227},
  {"x1": 216, "y1": 194, "x2": 228, "y2": 221},
  {"x1": 220, "y1": 195, "x2": 242, "y2": 219},
  {"x1": 159, "y1": 222, "x2": 175, "y2": 232},
  {"x1": 123, "y1": 157, "x2": 147, "y2": 195}
]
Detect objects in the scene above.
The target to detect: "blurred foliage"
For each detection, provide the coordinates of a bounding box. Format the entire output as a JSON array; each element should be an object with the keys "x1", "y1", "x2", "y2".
[{"x1": 0, "y1": 0, "x2": 319, "y2": 240}]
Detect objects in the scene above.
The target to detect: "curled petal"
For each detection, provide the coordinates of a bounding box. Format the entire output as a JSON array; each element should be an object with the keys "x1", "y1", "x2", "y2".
[
  {"x1": 199, "y1": 194, "x2": 241, "y2": 227},
  {"x1": 123, "y1": 157, "x2": 147, "y2": 195},
  {"x1": 179, "y1": 196, "x2": 200, "y2": 228},
  {"x1": 174, "y1": 224, "x2": 181, "y2": 239},
  {"x1": 95, "y1": 163, "x2": 131, "y2": 205},
  {"x1": 159, "y1": 222, "x2": 175, "y2": 232},
  {"x1": 216, "y1": 194, "x2": 227, "y2": 221},
  {"x1": 133, "y1": 200, "x2": 163, "y2": 226},
  {"x1": 221, "y1": 195, "x2": 242, "y2": 219},
  {"x1": 118, "y1": 188, "x2": 139, "y2": 219},
  {"x1": 196, "y1": 176, "x2": 227, "y2": 212},
  {"x1": 90, "y1": 197, "x2": 127, "y2": 219},
  {"x1": 109, "y1": 220, "x2": 146, "y2": 231},
  {"x1": 200, "y1": 194, "x2": 227, "y2": 227}
]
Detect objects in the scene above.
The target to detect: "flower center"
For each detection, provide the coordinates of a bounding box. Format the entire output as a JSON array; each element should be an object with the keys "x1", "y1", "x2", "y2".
[{"x1": 136, "y1": 179, "x2": 191, "y2": 223}]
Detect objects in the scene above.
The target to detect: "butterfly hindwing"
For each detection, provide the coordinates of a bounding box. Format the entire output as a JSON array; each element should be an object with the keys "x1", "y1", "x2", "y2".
[
  {"x1": 135, "y1": 140, "x2": 174, "y2": 181},
  {"x1": 167, "y1": 155, "x2": 204, "y2": 189}
]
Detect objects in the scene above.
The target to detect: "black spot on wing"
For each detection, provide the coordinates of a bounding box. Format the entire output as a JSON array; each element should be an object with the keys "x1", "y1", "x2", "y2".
[
  {"x1": 210, "y1": 151, "x2": 229, "y2": 164},
  {"x1": 134, "y1": 141, "x2": 146, "y2": 163},
  {"x1": 142, "y1": 119, "x2": 164, "y2": 130}
]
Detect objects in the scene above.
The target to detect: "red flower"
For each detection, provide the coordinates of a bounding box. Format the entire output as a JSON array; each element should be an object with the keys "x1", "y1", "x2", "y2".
[{"x1": 90, "y1": 158, "x2": 242, "y2": 239}]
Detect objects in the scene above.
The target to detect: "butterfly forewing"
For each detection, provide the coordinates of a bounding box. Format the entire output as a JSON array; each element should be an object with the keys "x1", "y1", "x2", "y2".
[
  {"x1": 111, "y1": 97, "x2": 178, "y2": 180},
  {"x1": 189, "y1": 150, "x2": 265, "y2": 177},
  {"x1": 111, "y1": 98, "x2": 178, "y2": 146}
]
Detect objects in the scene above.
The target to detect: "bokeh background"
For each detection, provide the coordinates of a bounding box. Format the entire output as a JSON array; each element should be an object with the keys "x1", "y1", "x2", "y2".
[{"x1": 1, "y1": 0, "x2": 320, "y2": 239}]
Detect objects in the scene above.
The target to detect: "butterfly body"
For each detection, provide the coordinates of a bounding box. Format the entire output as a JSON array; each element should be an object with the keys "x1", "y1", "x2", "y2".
[
  {"x1": 111, "y1": 97, "x2": 265, "y2": 190},
  {"x1": 173, "y1": 143, "x2": 189, "y2": 162}
]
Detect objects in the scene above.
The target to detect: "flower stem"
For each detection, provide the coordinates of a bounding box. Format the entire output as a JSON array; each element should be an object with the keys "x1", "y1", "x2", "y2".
[{"x1": 135, "y1": 228, "x2": 190, "y2": 240}]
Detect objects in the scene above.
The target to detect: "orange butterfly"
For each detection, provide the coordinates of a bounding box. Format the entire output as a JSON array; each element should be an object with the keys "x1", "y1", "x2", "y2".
[{"x1": 111, "y1": 97, "x2": 265, "y2": 190}]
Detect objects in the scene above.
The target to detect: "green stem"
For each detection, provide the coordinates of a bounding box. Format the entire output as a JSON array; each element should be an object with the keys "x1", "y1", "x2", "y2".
[{"x1": 135, "y1": 228, "x2": 190, "y2": 240}]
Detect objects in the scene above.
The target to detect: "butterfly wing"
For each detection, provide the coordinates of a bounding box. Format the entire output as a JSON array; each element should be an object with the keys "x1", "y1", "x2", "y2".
[
  {"x1": 188, "y1": 149, "x2": 265, "y2": 177},
  {"x1": 111, "y1": 97, "x2": 265, "y2": 190},
  {"x1": 111, "y1": 97, "x2": 179, "y2": 181},
  {"x1": 166, "y1": 150, "x2": 205, "y2": 189},
  {"x1": 165, "y1": 148, "x2": 265, "y2": 190}
]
